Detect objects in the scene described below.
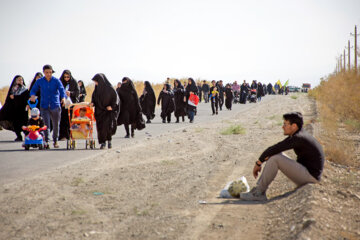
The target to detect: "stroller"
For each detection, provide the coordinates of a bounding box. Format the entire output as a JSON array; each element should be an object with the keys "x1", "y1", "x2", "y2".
[
  {"x1": 233, "y1": 91, "x2": 240, "y2": 104},
  {"x1": 67, "y1": 103, "x2": 96, "y2": 150},
  {"x1": 249, "y1": 89, "x2": 257, "y2": 103}
]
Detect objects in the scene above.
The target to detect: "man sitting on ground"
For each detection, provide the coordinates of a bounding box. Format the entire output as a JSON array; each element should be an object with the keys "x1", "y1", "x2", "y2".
[{"x1": 241, "y1": 112, "x2": 325, "y2": 201}]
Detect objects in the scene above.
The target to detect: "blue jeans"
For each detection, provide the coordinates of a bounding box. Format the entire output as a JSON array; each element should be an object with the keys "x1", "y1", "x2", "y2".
[
  {"x1": 41, "y1": 107, "x2": 61, "y2": 143},
  {"x1": 187, "y1": 109, "x2": 195, "y2": 122}
]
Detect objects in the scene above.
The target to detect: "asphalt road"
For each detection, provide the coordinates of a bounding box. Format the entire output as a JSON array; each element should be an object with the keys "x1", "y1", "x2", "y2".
[{"x1": 0, "y1": 96, "x2": 274, "y2": 185}]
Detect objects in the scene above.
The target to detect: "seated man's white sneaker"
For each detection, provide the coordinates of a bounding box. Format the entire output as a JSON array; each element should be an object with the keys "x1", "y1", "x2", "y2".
[{"x1": 240, "y1": 187, "x2": 267, "y2": 201}]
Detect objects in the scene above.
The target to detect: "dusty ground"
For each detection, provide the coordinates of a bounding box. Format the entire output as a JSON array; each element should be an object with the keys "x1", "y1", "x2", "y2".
[{"x1": 0, "y1": 94, "x2": 359, "y2": 240}]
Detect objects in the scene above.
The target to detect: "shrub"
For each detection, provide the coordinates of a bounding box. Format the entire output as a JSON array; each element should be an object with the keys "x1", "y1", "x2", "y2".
[{"x1": 221, "y1": 124, "x2": 246, "y2": 135}]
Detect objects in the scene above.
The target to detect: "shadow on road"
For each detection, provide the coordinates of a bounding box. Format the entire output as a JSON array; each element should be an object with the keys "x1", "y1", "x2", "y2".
[{"x1": 0, "y1": 140, "x2": 17, "y2": 143}]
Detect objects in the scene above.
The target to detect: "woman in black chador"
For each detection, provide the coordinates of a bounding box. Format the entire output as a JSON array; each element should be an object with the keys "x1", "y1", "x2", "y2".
[
  {"x1": 59, "y1": 70, "x2": 80, "y2": 140},
  {"x1": 139, "y1": 81, "x2": 156, "y2": 123},
  {"x1": 0, "y1": 75, "x2": 29, "y2": 141},
  {"x1": 173, "y1": 79, "x2": 186, "y2": 123},
  {"x1": 157, "y1": 83, "x2": 174, "y2": 123},
  {"x1": 29, "y1": 72, "x2": 43, "y2": 108},
  {"x1": 185, "y1": 78, "x2": 199, "y2": 123},
  {"x1": 78, "y1": 80, "x2": 87, "y2": 102},
  {"x1": 91, "y1": 73, "x2": 120, "y2": 149},
  {"x1": 225, "y1": 83, "x2": 234, "y2": 110},
  {"x1": 117, "y1": 77, "x2": 142, "y2": 138}
]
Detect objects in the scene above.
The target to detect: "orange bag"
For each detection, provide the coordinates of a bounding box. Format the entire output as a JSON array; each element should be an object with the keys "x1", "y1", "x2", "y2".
[{"x1": 188, "y1": 93, "x2": 199, "y2": 107}]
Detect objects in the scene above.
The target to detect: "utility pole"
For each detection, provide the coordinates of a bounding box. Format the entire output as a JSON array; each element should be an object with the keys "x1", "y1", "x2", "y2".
[
  {"x1": 343, "y1": 49, "x2": 346, "y2": 71},
  {"x1": 348, "y1": 40, "x2": 351, "y2": 70},
  {"x1": 345, "y1": 40, "x2": 352, "y2": 71},
  {"x1": 350, "y1": 25, "x2": 359, "y2": 71},
  {"x1": 340, "y1": 54, "x2": 343, "y2": 72}
]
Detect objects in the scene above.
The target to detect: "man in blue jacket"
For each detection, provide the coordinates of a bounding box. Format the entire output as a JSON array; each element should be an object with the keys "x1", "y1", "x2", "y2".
[
  {"x1": 241, "y1": 112, "x2": 324, "y2": 201},
  {"x1": 30, "y1": 65, "x2": 66, "y2": 148}
]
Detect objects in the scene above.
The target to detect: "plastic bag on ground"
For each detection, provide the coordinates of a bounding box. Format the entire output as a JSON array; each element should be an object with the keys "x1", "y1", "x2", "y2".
[{"x1": 219, "y1": 176, "x2": 250, "y2": 198}]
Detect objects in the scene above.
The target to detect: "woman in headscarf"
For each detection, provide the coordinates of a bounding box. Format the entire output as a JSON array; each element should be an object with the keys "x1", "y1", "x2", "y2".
[
  {"x1": 0, "y1": 75, "x2": 29, "y2": 141},
  {"x1": 257, "y1": 82, "x2": 264, "y2": 102},
  {"x1": 117, "y1": 77, "x2": 142, "y2": 138},
  {"x1": 28, "y1": 72, "x2": 43, "y2": 108},
  {"x1": 78, "y1": 80, "x2": 87, "y2": 102},
  {"x1": 139, "y1": 81, "x2": 156, "y2": 123},
  {"x1": 157, "y1": 83, "x2": 174, "y2": 123},
  {"x1": 225, "y1": 83, "x2": 234, "y2": 110},
  {"x1": 173, "y1": 79, "x2": 186, "y2": 123},
  {"x1": 116, "y1": 82, "x2": 122, "y2": 92},
  {"x1": 59, "y1": 70, "x2": 80, "y2": 140},
  {"x1": 91, "y1": 73, "x2": 120, "y2": 149},
  {"x1": 185, "y1": 78, "x2": 198, "y2": 123}
]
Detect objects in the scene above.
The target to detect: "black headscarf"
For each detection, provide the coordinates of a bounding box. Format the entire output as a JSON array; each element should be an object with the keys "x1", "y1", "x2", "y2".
[
  {"x1": 185, "y1": 78, "x2": 198, "y2": 94},
  {"x1": 29, "y1": 72, "x2": 43, "y2": 92},
  {"x1": 174, "y1": 79, "x2": 184, "y2": 90},
  {"x1": 92, "y1": 73, "x2": 119, "y2": 111},
  {"x1": 139, "y1": 81, "x2": 156, "y2": 120},
  {"x1": 6, "y1": 75, "x2": 27, "y2": 101},
  {"x1": 91, "y1": 73, "x2": 120, "y2": 140},
  {"x1": 144, "y1": 81, "x2": 155, "y2": 96},
  {"x1": 60, "y1": 69, "x2": 80, "y2": 103},
  {"x1": 77, "y1": 80, "x2": 87, "y2": 102},
  {"x1": 117, "y1": 77, "x2": 142, "y2": 126},
  {"x1": 0, "y1": 75, "x2": 29, "y2": 132},
  {"x1": 121, "y1": 77, "x2": 138, "y2": 97}
]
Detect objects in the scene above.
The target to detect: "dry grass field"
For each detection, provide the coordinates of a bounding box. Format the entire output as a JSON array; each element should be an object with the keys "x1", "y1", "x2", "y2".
[
  {"x1": 309, "y1": 70, "x2": 360, "y2": 167},
  {"x1": 0, "y1": 78, "x2": 205, "y2": 104}
]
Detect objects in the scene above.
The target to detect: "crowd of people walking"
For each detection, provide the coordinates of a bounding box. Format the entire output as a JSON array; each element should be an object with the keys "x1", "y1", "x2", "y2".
[{"x1": 0, "y1": 64, "x2": 286, "y2": 149}]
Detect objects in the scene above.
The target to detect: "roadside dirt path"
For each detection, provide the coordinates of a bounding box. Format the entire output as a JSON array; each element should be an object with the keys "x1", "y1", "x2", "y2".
[{"x1": 0, "y1": 94, "x2": 321, "y2": 240}]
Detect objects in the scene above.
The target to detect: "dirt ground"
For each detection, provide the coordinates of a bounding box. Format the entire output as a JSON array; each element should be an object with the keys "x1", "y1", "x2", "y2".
[{"x1": 0, "y1": 94, "x2": 359, "y2": 240}]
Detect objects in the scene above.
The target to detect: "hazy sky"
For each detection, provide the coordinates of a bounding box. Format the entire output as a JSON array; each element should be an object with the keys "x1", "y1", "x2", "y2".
[{"x1": 0, "y1": 0, "x2": 359, "y2": 88}]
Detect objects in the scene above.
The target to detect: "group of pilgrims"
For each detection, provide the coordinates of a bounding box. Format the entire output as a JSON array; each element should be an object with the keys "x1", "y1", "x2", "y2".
[{"x1": 0, "y1": 65, "x2": 276, "y2": 149}]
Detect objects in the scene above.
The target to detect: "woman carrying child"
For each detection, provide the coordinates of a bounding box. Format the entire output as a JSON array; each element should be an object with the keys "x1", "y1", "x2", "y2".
[{"x1": 209, "y1": 80, "x2": 219, "y2": 115}]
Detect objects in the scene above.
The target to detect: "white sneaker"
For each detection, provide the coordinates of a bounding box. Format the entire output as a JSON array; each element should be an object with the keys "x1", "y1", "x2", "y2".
[{"x1": 240, "y1": 187, "x2": 267, "y2": 201}]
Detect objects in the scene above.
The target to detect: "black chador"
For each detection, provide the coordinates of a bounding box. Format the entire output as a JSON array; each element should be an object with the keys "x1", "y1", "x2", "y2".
[
  {"x1": 29, "y1": 72, "x2": 43, "y2": 108},
  {"x1": 139, "y1": 81, "x2": 156, "y2": 123},
  {"x1": 173, "y1": 79, "x2": 187, "y2": 123},
  {"x1": 91, "y1": 73, "x2": 120, "y2": 146},
  {"x1": 59, "y1": 70, "x2": 80, "y2": 140},
  {"x1": 117, "y1": 77, "x2": 142, "y2": 138},
  {"x1": 240, "y1": 83, "x2": 249, "y2": 104},
  {"x1": 78, "y1": 80, "x2": 87, "y2": 102},
  {"x1": 0, "y1": 75, "x2": 29, "y2": 141},
  {"x1": 157, "y1": 83, "x2": 174, "y2": 123},
  {"x1": 225, "y1": 86, "x2": 233, "y2": 110}
]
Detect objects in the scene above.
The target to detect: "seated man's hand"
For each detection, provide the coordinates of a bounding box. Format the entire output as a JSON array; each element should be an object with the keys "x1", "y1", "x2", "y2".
[{"x1": 253, "y1": 163, "x2": 262, "y2": 179}]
